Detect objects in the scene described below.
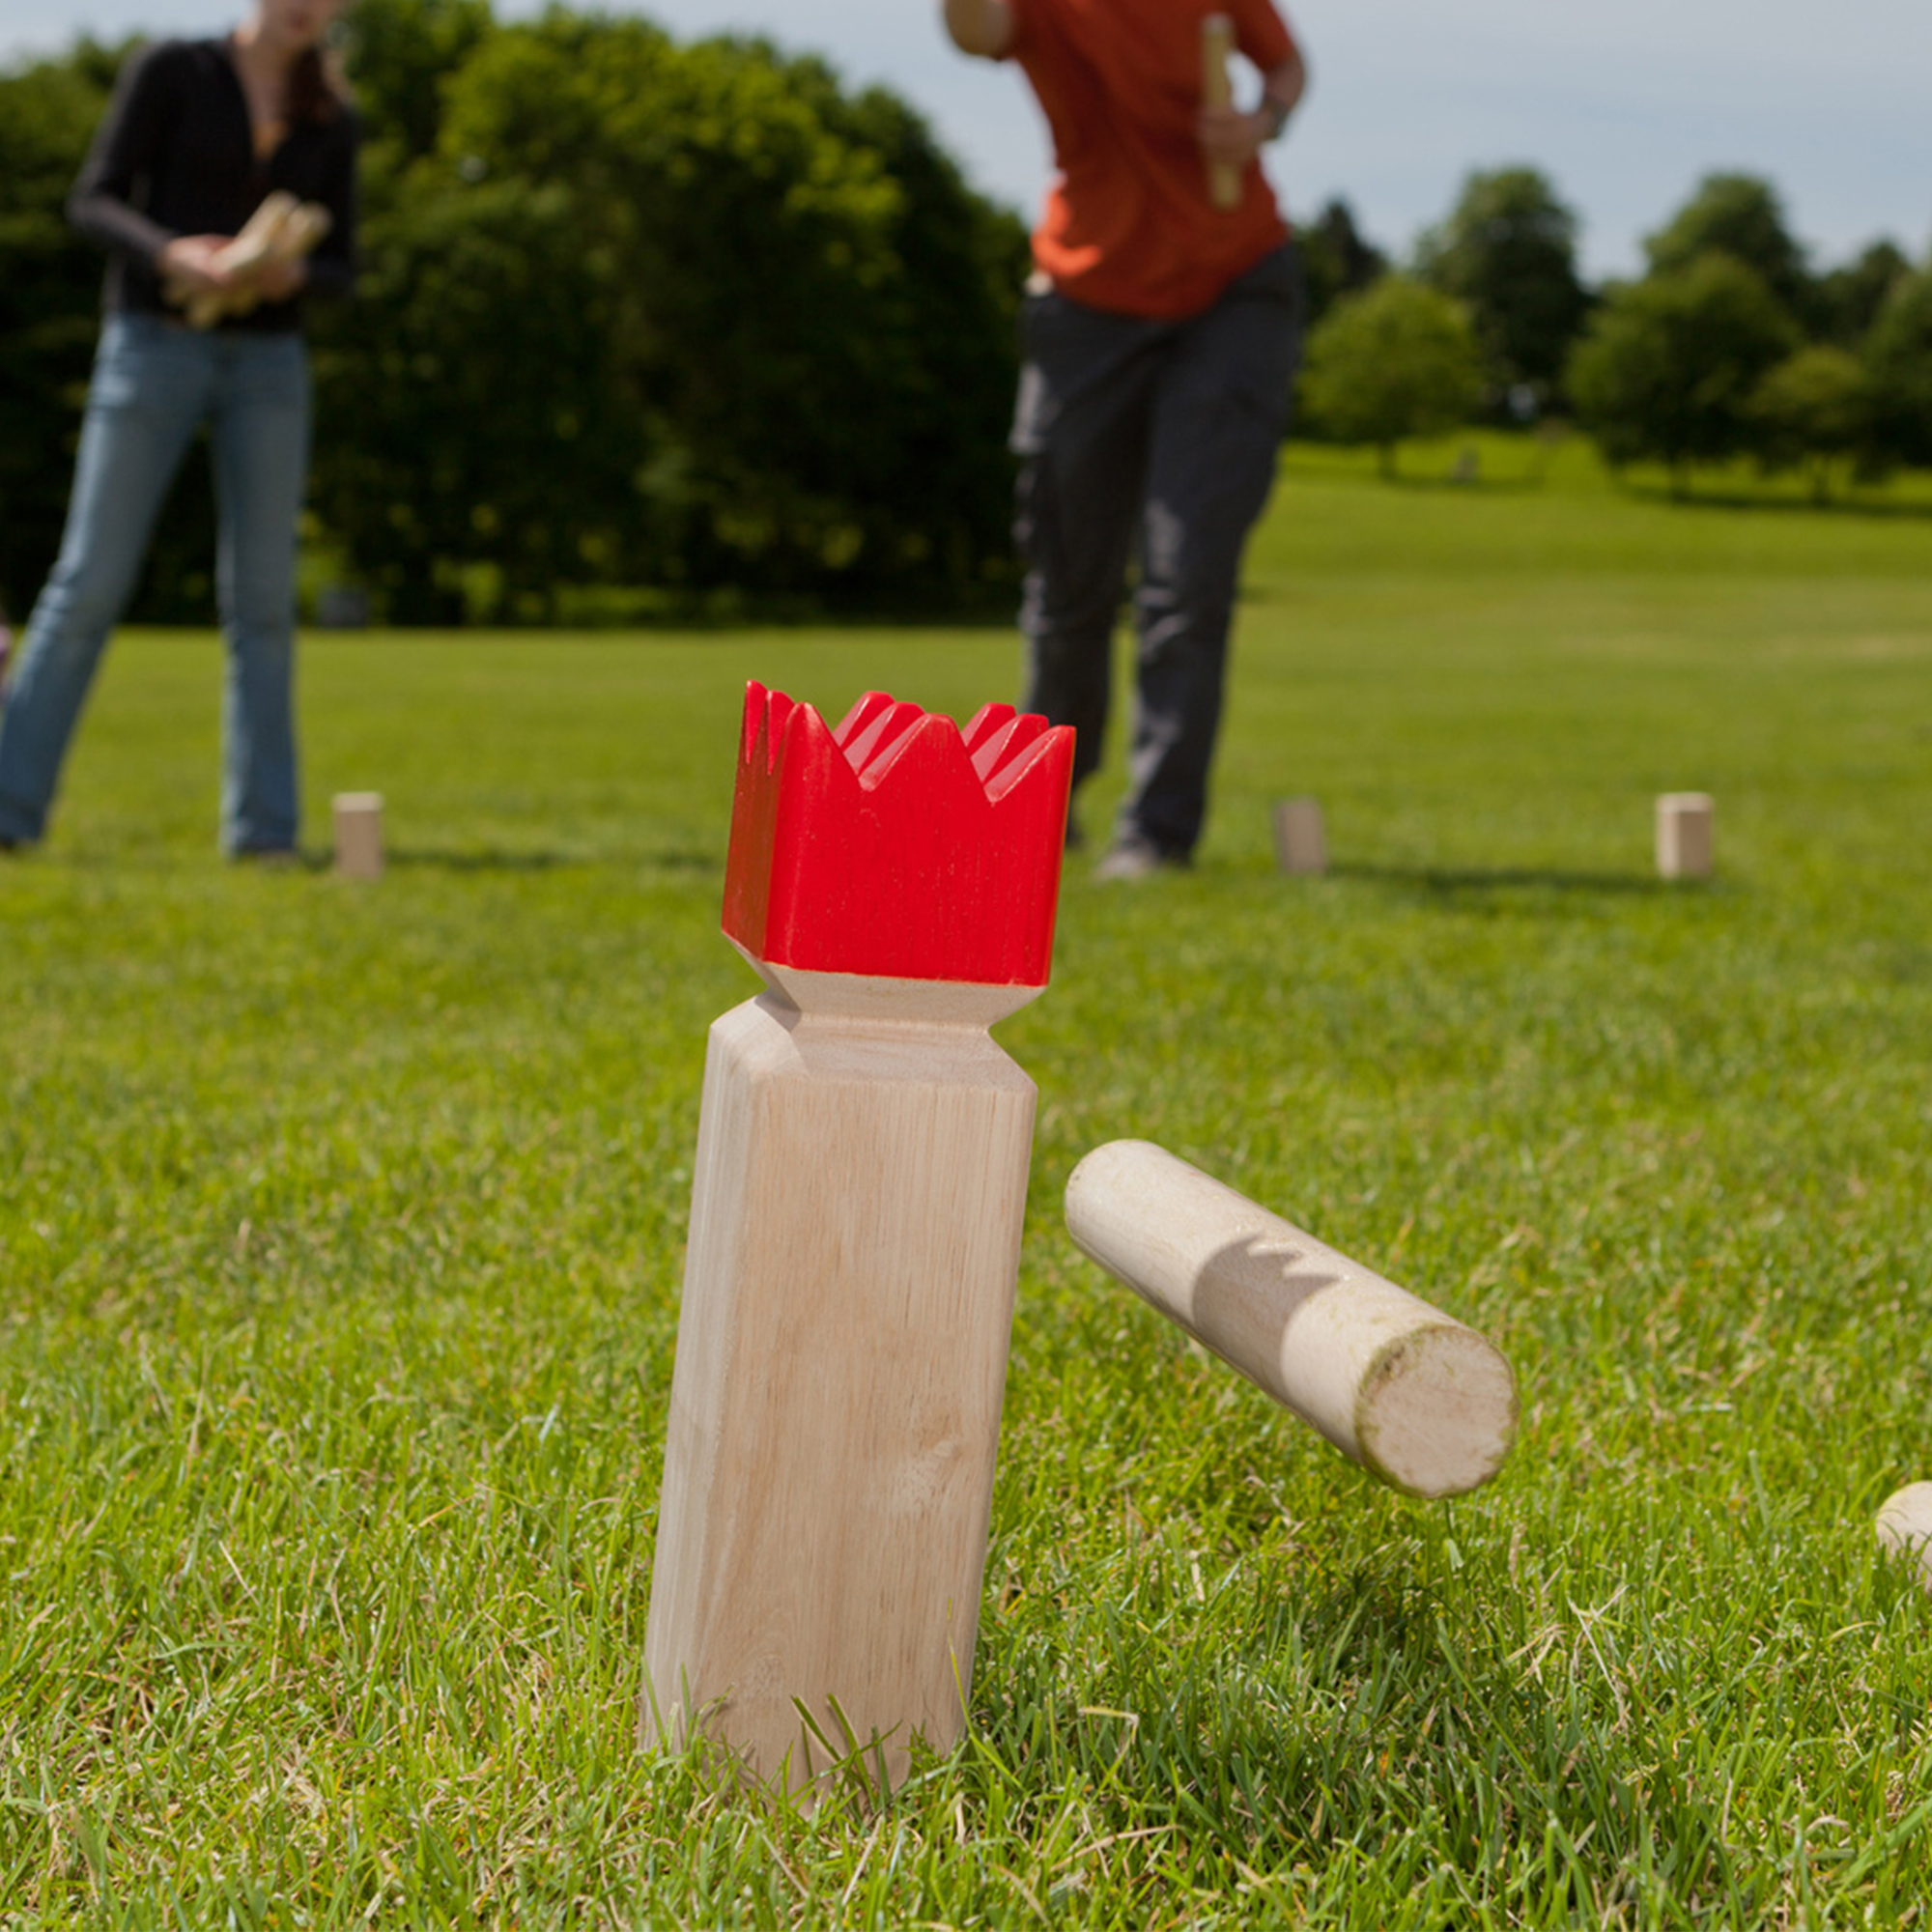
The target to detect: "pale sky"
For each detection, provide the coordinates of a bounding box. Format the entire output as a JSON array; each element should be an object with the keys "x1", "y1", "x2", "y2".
[{"x1": 5, "y1": 0, "x2": 1927, "y2": 277}]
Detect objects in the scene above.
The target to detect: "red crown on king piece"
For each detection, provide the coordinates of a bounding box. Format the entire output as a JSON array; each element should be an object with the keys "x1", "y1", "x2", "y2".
[{"x1": 721, "y1": 683, "x2": 1075, "y2": 986}]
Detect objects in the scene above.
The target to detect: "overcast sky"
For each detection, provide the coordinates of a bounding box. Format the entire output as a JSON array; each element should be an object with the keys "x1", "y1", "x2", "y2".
[{"x1": 6, "y1": 0, "x2": 1927, "y2": 276}]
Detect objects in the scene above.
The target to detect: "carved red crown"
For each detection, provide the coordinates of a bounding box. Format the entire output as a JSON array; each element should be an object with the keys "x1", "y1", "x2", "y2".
[{"x1": 722, "y1": 683, "x2": 1075, "y2": 985}]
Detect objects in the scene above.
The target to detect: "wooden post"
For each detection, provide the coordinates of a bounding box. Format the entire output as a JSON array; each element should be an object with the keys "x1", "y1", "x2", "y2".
[
  {"x1": 1272, "y1": 797, "x2": 1326, "y2": 875},
  {"x1": 1065, "y1": 1140, "x2": 1517, "y2": 1498},
  {"x1": 1877, "y1": 1483, "x2": 1932, "y2": 1593},
  {"x1": 1656, "y1": 791, "x2": 1714, "y2": 880},
  {"x1": 1200, "y1": 14, "x2": 1240, "y2": 211},
  {"x1": 332, "y1": 791, "x2": 384, "y2": 880},
  {"x1": 643, "y1": 683, "x2": 1073, "y2": 1800}
]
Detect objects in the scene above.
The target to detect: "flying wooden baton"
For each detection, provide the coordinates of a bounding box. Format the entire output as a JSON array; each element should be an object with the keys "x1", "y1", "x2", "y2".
[{"x1": 1065, "y1": 1140, "x2": 1519, "y2": 1498}]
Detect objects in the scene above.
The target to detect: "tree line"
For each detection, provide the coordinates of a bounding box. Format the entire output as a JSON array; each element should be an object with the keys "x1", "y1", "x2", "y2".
[
  {"x1": 1298, "y1": 168, "x2": 1932, "y2": 494},
  {"x1": 0, "y1": 0, "x2": 1029, "y2": 623},
  {"x1": 2, "y1": 2, "x2": 1929, "y2": 625}
]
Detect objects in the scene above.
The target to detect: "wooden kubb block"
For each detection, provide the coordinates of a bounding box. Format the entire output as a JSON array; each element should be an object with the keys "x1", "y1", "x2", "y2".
[
  {"x1": 1272, "y1": 797, "x2": 1326, "y2": 875},
  {"x1": 644, "y1": 683, "x2": 1073, "y2": 1799},
  {"x1": 333, "y1": 791, "x2": 384, "y2": 879},
  {"x1": 1656, "y1": 792, "x2": 1713, "y2": 880}
]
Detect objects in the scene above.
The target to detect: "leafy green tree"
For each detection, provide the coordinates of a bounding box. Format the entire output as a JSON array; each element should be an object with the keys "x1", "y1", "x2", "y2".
[
  {"x1": 335, "y1": 0, "x2": 493, "y2": 163},
  {"x1": 1818, "y1": 239, "x2": 1911, "y2": 348},
  {"x1": 1748, "y1": 346, "x2": 1869, "y2": 500},
  {"x1": 1298, "y1": 276, "x2": 1484, "y2": 476},
  {"x1": 1644, "y1": 172, "x2": 1816, "y2": 328},
  {"x1": 1862, "y1": 266, "x2": 1932, "y2": 469},
  {"x1": 0, "y1": 47, "x2": 115, "y2": 618},
  {"x1": 1297, "y1": 197, "x2": 1385, "y2": 330},
  {"x1": 1567, "y1": 255, "x2": 1799, "y2": 490},
  {"x1": 310, "y1": 7, "x2": 1028, "y2": 615},
  {"x1": 1414, "y1": 165, "x2": 1589, "y2": 399}
]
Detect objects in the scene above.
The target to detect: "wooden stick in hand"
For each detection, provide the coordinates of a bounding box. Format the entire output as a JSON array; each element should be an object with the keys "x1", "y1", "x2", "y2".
[
  {"x1": 166, "y1": 193, "x2": 332, "y2": 329},
  {"x1": 1201, "y1": 14, "x2": 1240, "y2": 212}
]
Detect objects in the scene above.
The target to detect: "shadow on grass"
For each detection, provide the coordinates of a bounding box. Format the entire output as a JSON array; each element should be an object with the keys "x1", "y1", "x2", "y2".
[
  {"x1": 1332, "y1": 861, "x2": 1678, "y2": 898},
  {"x1": 382, "y1": 845, "x2": 722, "y2": 874},
  {"x1": 385, "y1": 846, "x2": 581, "y2": 873}
]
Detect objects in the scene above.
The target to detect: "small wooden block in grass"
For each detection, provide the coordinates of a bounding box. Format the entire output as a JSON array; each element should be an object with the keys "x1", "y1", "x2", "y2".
[
  {"x1": 1272, "y1": 796, "x2": 1327, "y2": 874},
  {"x1": 1656, "y1": 791, "x2": 1714, "y2": 880},
  {"x1": 332, "y1": 791, "x2": 384, "y2": 879}
]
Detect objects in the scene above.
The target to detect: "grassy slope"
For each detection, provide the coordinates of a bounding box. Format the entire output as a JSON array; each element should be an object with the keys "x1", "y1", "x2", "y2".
[{"x1": 3, "y1": 440, "x2": 1930, "y2": 1925}]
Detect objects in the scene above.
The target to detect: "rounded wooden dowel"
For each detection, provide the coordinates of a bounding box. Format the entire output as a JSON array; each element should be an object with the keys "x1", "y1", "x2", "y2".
[
  {"x1": 1876, "y1": 1482, "x2": 1932, "y2": 1592},
  {"x1": 1065, "y1": 1140, "x2": 1518, "y2": 1498}
]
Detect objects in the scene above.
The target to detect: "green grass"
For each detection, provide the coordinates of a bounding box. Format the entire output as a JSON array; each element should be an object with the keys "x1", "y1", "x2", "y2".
[{"x1": 4, "y1": 446, "x2": 1931, "y2": 1926}]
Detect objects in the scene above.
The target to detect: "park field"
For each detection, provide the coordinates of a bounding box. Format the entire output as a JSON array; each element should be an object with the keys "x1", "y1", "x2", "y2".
[{"x1": 3, "y1": 442, "x2": 1931, "y2": 1925}]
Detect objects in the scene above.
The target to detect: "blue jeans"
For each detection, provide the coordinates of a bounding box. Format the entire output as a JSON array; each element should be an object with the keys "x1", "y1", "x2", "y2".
[{"x1": 0, "y1": 312, "x2": 310, "y2": 853}]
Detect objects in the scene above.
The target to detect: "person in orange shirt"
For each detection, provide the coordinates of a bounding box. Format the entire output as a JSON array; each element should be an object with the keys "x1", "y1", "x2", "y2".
[{"x1": 944, "y1": 0, "x2": 1306, "y2": 875}]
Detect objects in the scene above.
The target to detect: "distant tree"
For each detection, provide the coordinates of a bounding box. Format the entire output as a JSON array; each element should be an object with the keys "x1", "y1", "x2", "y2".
[
  {"x1": 0, "y1": 52, "x2": 104, "y2": 617},
  {"x1": 1862, "y1": 267, "x2": 1932, "y2": 470},
  {"x1": 1413, "y1": 165, "x2": 1589, "y2": 401},
  {"x1": 1567, "y1": 255, "x2": 1799, "y2": 491},
  {"x1": 1748, "y1": 347, "x2": 1869, "y2": 500},
  {"x1": 1817, "y1": 240, "x2": 1911, "y2": 348},
  {"x1": 1644, "y1": 172, "x2": 1816, "y2": 329},
  {"x1": 334, "y1": 0, "x2": 494, "y2": 163},
  {"x1": 307, "y1": 7, "x2": 1029, "y2": 616},
  {"x1": 1297, "y1": 197, "x2": 1385, "y2": 329},
  {"x1": 1298, "y1": 276, "x2": 1484, "y2": 476}
]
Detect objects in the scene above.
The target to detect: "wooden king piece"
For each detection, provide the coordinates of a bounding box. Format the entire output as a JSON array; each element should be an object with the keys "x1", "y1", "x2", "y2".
[{"x1": 643, "y1": 683, "x2": 1074, "y2": 1799}]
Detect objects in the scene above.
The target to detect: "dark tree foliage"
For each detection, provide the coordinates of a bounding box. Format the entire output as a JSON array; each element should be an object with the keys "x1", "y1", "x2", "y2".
[
  {"x1": 306, "y1": 0, "x2": 1030, "y2": 618},
  {"x1": 1862, "y1": 267, "x2": 1932, "y2": 469},
  {"x1": 0, "y1": 51, "x2": 106, "y2": 619},
  {"x1": 334, "y1": 0, "x2": 492, "y2": 162},
  {"x1": 1567, "y1": 255, "x2": 1800, "y2": 487},
  {"x1": 1817, "y1": 240, "x2": 1912, "y2": 349},
  {"x1": 1644, "y1": 172, "x2": 1817, "y2": 331},
  {"x1": 1414, "y1": 165, "x2": 1590, "y2": 400},
  {"x1": 1296, "y1": 198, "x2": 1386, "y2": 329}
]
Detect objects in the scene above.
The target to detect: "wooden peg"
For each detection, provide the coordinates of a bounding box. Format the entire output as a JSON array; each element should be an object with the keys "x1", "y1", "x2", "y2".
[
  {"x1": 643, "y1": 683, "x2": 1074, "y2": 1801},
  {"x1": 1065, "y1": 1140, "x2": 1518, "y2": 1498},
  {"x1": 332, "y1": 791, "x2": 384, "y2": 880},
  {"x1": 1201, "y1": 14, "x2": 1240, "y2": 211},
  {"x1": 1272, "y1": 797, "x2": 1326, "y2": 875},
  {"x1": 1877, "y1": 1483, "x2": 1932, "y2": 1593},
  {"x1": 1656, "y1": 792, "x2": 1714, "y2": 880}
]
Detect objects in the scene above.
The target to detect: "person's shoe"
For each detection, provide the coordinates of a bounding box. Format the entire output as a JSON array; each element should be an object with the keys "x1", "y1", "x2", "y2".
[{"x1": 1092, "y1": 838, "x2": 1184, "y2": 882}]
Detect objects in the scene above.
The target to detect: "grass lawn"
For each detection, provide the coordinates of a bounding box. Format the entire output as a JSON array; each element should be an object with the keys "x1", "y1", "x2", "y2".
[{"x1": 4, "y1": 440, "x2": 1931, "y2": 1925}]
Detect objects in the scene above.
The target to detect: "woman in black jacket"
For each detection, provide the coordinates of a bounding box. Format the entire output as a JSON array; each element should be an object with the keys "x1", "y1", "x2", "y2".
[{"x1": 0, "y1": 0, "x2": 357, "y2": 857}]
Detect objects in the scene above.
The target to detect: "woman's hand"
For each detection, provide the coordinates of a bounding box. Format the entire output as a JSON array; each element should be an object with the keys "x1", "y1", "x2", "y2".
[
  {"x1": 250, "y1": 256, "x2": 308, "y2": 301},
  {"x1": 158, "y1": 235, "x2": 233, "y2": 297}
]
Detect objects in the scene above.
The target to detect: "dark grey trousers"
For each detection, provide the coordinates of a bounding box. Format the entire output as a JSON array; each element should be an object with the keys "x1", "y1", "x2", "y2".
[{"x1": 1011, "y1": 243, "x2": 1303, "y2": 858}]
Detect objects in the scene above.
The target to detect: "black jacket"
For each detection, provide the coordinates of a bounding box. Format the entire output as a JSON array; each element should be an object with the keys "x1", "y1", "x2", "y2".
[{"x1": 67, "y1": 37, "x2": 358, "y2": 331}]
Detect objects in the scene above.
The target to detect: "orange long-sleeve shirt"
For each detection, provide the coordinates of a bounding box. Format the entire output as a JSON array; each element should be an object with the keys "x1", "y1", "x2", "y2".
[{"x1": 1007, "y1": 0, "x2": 1298, "y2": 319}]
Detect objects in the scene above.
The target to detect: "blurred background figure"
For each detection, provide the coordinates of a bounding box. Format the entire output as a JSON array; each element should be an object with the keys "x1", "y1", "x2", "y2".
[
  {"x1": 0, "y1": 0, "x2": 357, "y2": 858},
  {"x1": 943, "y1": 0, "x2": 1307, "y2": 877}
]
